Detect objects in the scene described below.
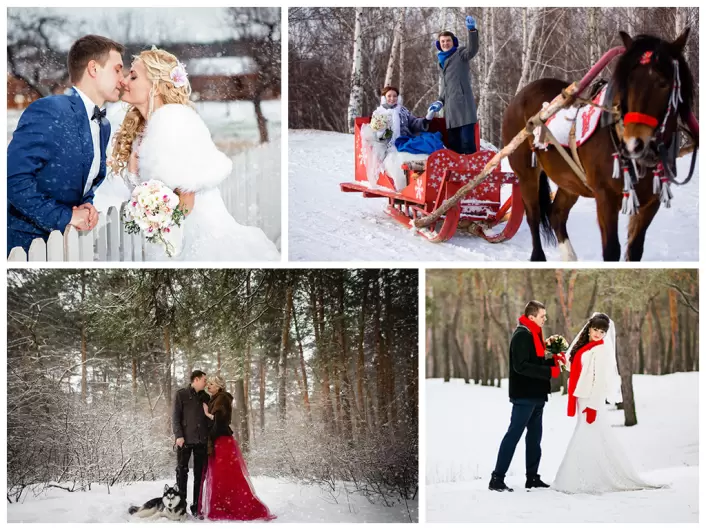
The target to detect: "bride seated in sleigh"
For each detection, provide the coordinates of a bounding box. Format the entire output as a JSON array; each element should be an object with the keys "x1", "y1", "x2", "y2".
[{"x1": 360, "y1": 86, "x2": 444, "y2": 190}]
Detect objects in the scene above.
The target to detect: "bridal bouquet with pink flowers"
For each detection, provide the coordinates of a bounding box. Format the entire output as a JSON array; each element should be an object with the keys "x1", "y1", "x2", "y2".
[{"x1": 123, "y1": 180, "x2": 187, "y2": 257}]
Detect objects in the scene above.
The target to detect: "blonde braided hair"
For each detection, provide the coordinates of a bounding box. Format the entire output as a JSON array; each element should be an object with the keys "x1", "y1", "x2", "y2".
[{"x1": 109, "y1": 47, "x2": 193, "y2": 175}]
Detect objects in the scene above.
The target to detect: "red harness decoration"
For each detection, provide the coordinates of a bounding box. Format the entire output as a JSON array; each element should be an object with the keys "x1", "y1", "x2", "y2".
[
  {"x1": 518, "y1": 315, "x2": 546, "y2": 358},
  {"x1": 567, "y1": 339, "x2": 604, "y2": 416},
  {"x1": 623, "y1": 112, "x2": 659, "y2": 128},
  {"x1": 640, "y1": 51, "x2": 653, "y2": 65}
]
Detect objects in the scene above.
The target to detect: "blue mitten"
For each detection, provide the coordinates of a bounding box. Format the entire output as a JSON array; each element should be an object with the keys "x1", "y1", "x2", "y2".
[
  {"x1": 466, "y1": 15, "x2": 476, "y2": 30},
  {"x1": 428, "y1": 101, "x2": 443, "y2": 113}
]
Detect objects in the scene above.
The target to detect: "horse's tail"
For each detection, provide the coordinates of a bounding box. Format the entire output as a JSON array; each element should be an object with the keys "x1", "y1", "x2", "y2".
[{"x1": 538, "y1": 171, "x2": 556, "y2": 245}]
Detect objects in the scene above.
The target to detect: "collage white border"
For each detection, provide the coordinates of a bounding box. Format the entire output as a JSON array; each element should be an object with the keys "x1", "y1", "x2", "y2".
[{"x1": 2, "y1": 1, "x2": 704, "y2": 529}]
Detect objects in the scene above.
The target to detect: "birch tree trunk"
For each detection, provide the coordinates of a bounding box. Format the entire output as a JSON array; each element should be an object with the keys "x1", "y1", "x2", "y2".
[
  {"x1": 516, "y1": 7, "x2": 541, "y2": 94},
  {"x1": 438, "y1": 7, "x2": 447, "y2": 118},
  {"x1": 675, "y1": 7, "x2": 689, "y2": 58},
  {"x1": 588, "y1": 7, "x2": 600, "y2": 66},
  {"x1": 347, "y1": 7, "x2": 363, "y2": 133},
  {"x1": 398, "y1": 9, "x2": 406, "y2": 105},
  {"x1": 384, "y1": 9, "x2": 404, "y2": 88}
]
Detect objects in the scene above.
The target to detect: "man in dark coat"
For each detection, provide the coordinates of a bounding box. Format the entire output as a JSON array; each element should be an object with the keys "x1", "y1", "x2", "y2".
[
  {"x1": 489, "y1": 301, "x2": 562, "y2": 492},
  {"x1": 427, "y1": 15, "x2": 480, "y2": 155},
  {"x1": 172, "y1": 370, "x2": 210, "y2": 514}
]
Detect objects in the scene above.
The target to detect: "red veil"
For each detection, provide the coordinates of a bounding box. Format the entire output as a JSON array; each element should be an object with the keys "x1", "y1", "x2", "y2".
[{"x1": 198, "y1": 436, "x2": 275, "y2": 521}]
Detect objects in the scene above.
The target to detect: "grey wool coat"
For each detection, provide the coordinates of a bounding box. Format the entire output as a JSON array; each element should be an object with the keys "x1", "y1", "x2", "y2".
[{"x1": 438, "y1": 29, "x2": 480, "y2": 129}]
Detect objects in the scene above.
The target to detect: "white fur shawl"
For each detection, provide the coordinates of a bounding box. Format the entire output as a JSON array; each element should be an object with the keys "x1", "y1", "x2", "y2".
[{"x1": 138, "y1": 104, "x2": 232, "y2": 192}]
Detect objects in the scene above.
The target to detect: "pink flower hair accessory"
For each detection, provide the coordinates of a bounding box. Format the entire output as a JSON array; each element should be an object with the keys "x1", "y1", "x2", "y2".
[{"x1": 169, "y1": 61, "x2": 189, "y2": 88}]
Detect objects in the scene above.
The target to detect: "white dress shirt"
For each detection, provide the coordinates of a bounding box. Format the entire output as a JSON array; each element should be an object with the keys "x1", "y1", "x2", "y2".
[{"x1": 73, "y1": 86, "x2": 102, "y2": 197}]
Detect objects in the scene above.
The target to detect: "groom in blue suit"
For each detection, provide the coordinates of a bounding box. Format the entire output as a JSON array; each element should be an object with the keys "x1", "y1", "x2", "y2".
[{"x1": 7, "y1": 35, "x2": 125, "y2": 255}]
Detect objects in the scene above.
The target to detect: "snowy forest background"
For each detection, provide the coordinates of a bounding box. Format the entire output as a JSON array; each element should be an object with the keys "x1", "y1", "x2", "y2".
[
  {"x1": 289, "y1": 7, "x2": 700, "y2": 147},
  {"x1": 426, "y1": 269, "x2": 698, "y2": 426},
  {"x1": 7, "y1": 269, "x2": 418, "y2": 514}
]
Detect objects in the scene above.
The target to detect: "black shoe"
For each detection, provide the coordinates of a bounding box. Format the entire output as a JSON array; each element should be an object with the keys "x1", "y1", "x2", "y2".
[
  {"x1": 489, "y1": 472, "x2": 514, "y2": 492},
  {"x1": 190, "y1": 505, "x2": 198, "y2": 516},
  {"x1": 525, "y1": 475, "x2": 550, "y2": 489}
]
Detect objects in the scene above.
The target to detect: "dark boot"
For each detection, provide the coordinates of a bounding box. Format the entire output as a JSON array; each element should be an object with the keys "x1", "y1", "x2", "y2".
[
  {"x1": 489, "y1": 472, "x2": 514, "y2": 492},
  {"x1": 525, "y1": 475, "x2": 550, "y2": 489}
]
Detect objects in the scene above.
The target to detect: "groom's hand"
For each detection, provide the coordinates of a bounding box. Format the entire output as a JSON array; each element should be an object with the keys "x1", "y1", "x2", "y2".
[
  {"x1": 176, "y1": 437, "x2": 185, "y2": 448},
  {"x1": 583, "y1": 407, "x2": 597, "y2": 424},
  {"x1": 69, "y1": 208, "x2": 91, "y2": 231},
  {"x1": 74, "y1": 203, "x2": 99, "y2": 230}
]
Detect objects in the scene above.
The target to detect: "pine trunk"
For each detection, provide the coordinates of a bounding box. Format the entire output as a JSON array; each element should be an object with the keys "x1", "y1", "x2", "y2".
[
  {"x1": 259, "y1": 356, "x2": 266, "y2": 433},
  {"x1": 292, "y1": 303, "x2": 312, "y2": 420},
  {"x1": 277, "y1": 281, "x2": 293, "y2": 422},
  {"x1": 356, "y1": 271, "x2": 369, "y2": 435},
  {"x1": 336, "y1": 273, "x2": 353, "y2": 439}
]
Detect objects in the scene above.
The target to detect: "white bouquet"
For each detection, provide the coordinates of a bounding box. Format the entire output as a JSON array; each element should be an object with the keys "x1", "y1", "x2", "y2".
[
  {"x1": 370, "y1": 109, "x2": 393, "y2": 141},
  {"x1": 123, "y1": 179, "x2": 187, "y2": 257}
]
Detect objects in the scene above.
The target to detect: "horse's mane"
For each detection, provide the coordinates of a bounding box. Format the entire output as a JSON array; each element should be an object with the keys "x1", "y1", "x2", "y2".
[{"x1": 613, "y1": 33, "x2": 694, "y2": 121}]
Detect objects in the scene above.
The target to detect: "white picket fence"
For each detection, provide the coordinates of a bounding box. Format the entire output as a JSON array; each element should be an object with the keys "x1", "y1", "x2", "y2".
[
  {"x1": 7, "y1": 203, "x2": 145, "y2": 262},
  {"x1": 220, "y1": 138, "x2": 281, "y2": 248},
  {"x1": 7, "y1": 139, "x2": 281, "y2": 262}
]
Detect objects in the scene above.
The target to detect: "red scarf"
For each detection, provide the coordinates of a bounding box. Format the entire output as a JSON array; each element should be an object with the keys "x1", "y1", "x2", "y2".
[
  {"x1": 567, "y1": 339, "x2": 604, "y2": 416},
  {"x1": 518, "y1": 315, "x2": 545, "y2": 358}
]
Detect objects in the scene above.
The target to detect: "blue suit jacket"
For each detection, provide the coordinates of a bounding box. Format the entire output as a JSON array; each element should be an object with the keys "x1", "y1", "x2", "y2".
[{"x1": 7, "y1": 88, "x2": 111, "y2": 255}]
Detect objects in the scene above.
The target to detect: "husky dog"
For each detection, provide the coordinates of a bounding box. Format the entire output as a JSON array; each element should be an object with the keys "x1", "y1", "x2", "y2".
[{"x1": 128, "y1": 484, "x2": 188, "y2": 521}]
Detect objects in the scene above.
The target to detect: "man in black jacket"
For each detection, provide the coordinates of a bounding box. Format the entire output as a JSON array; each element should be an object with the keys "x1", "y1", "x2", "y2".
[
  {"x1": 172, "y1": 370, "x2": 210, "y2": 514},
  {"x1": 490, "y1": 301, "x2": 561, "y2": 492}
]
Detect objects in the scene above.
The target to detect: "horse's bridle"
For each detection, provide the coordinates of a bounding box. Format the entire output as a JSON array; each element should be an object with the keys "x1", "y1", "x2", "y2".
[{"x1": 616, "y1": 53, "x2": 695, "y2": 186}]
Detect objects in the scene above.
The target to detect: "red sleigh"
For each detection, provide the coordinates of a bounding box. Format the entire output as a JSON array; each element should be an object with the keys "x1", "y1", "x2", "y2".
[{"x1": 340, "y1": 117, "x2": 524, "y2": 243}]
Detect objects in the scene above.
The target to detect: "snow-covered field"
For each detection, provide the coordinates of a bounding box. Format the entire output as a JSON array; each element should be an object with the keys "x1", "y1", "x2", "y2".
[
  {"x1": 426, "y1": 373, "x2": 698, "y2": 523},
  {"x1": 7, "y1": 476, "x2": 416, "y2": 523},
  {"x1": 288, "y1": 129, "x2": 698, "y2": 261}
]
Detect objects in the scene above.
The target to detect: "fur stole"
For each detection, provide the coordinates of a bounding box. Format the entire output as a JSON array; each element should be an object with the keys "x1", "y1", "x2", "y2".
[{"x1": 138, "y1": 104, "x2": 232, "y2": 192}]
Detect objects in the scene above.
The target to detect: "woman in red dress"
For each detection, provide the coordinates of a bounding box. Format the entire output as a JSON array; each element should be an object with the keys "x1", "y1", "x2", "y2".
[{"x1": 198, "y1": 375, "x2": 275, "y2": 521}]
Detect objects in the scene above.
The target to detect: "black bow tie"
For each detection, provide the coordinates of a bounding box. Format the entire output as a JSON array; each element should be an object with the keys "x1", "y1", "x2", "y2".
[{"x1": 91, "y1": 105, "x2": 106, "y2": 122}]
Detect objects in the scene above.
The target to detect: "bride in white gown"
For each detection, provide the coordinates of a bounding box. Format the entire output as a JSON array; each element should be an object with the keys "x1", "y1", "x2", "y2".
[
  {"x1": 110, "y1": 47, "x2": 280, "y2": 262},
  {"x1": 552, "y1": 313, "x2": 662, "y2": 494}
]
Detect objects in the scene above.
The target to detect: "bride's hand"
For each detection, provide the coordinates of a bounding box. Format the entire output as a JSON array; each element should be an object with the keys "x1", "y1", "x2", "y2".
[
  {"x1": 202, "y1": 402, "x2": 213, "y2": 419},
  {"x1": 176, "y1": 189, "x2": 195, "y2": 216}
]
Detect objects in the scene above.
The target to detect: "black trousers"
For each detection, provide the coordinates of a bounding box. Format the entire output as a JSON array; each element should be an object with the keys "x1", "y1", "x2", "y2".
[
  {"x1": 176, "y1": 443, "x2": 207, "y2": 509},
  {"x1": 446, "y1": 123, "x2": 477, "y2": 155}
]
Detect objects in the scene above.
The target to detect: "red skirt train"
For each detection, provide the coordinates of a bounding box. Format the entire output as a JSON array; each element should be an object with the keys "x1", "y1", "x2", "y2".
[{"x1": 198, "y1": 436, "x2": 275, "y2": 521}]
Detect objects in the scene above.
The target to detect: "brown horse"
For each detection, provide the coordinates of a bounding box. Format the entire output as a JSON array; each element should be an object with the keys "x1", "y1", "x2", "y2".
[{"x1": 503, "y1": 29, "x2": 695, "y2": 261}]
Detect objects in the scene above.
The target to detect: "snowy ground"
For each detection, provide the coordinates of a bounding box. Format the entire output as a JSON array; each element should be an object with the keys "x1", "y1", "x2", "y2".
[
  {"x1": 7, "y1": 476, "x2": 416, "y2": 523},
  {"x1": 426, "y1": 373, "x2": 698, "y2": 523},
  {"x1": 288, "y1": 129, "x2": 698, "y2": 261}
]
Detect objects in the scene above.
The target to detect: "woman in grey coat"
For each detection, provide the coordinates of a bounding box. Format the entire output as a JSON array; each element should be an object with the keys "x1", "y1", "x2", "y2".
[{"x1": 428, "y1": 15, "x2": 480, "y2": 154}]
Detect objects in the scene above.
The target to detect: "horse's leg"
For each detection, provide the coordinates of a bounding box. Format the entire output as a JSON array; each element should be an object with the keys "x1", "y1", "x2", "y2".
[
  {"x1": 549, "y1": 188, "x2": 580, "y2": 261},
  {"x1": 593, "y1": 189, "x2": 622, "y2": 261},
  {"x1": 514, "y1": 161, "x2": 547, "y2": 261},
  {"x1": 626, "y1": 196, "x2": 660, "y2": 261}
]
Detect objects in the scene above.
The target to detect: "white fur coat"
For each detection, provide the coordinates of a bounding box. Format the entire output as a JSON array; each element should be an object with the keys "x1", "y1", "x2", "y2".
[
  {"x1": 572, "y1": 343, "x2": 612, "y2": 410},
  {"x1": 138, "y1": 104, "x2": 232, "y2": 192}
]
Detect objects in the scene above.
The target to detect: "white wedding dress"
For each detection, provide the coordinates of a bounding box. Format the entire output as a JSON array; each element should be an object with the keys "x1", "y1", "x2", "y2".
[
  {"x1": 553, "y1": 324, "x2": 662, "y2": 494},
  {"x1": 135, "y1": 104, "x2": 280, "y2": 262}
]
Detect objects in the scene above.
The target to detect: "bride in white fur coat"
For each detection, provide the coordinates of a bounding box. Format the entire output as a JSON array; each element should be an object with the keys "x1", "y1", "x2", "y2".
[
  {"x1": 110, "y1": 47, "x2": 280, "y2": 261},
  {"x1": 552, "y1": 313, "x2": 661, "y2": 494}
]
